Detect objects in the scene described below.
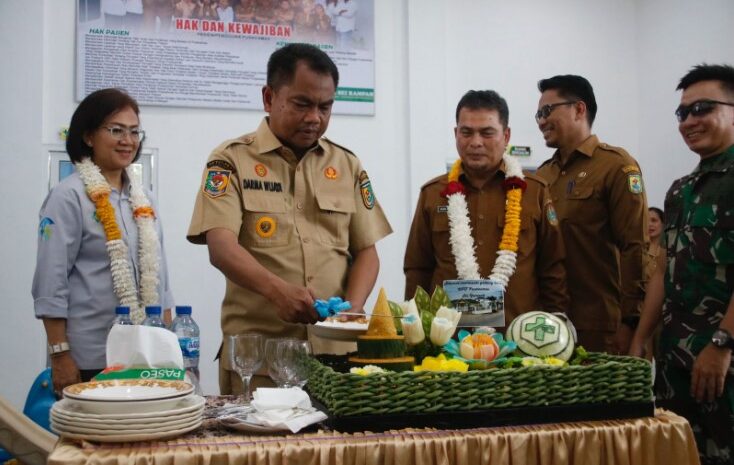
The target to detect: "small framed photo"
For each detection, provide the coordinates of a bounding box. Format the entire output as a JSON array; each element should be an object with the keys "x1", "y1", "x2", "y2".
[
  {"x1": 442, "y1": 279, "x2": 506, "y2": 327},
  {"x1": 47, "y1": 147, "x2": 158, "y2": 194}
]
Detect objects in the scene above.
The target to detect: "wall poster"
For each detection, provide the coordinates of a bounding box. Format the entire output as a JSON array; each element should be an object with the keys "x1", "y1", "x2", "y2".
[{"x1": 76, "y1": 0, "x2": 374, "y2": 115}]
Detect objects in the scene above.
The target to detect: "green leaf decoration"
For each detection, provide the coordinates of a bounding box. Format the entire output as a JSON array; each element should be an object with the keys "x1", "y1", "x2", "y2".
[
  {"x1": 387, "y1": 300, "x2": 404, "y2": 334},
  {"x1": 420, "y1": 310, "x2": 433, "y2": 339},
  {"x1": 406, "y1": 340, "x2": 441, "y2": 364},
  {"x1": 429, "y1": 285, "x2": 452, "y2": 314},
  {"x1": 569, "y1": 346, "x2": 589, "y2": 366},
  {"x1": 413, "y1": 286, "x2": 431, "y2": 314}
]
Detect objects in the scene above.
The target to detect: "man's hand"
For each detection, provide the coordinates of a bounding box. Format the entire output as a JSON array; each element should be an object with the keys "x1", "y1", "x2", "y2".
[
  {"x1": 268, "y1": 280, "x2": 319, "y2": 324},
  {"x1": 613, "y1": 323, "x2": 635, "y2": 355},
  {"x1": 691, "y1": 344, "x2": 731, "y2": 402},
  {"x1": 50, "y1": 352, "x2": 81, "y2": 397},
  {"x1": 340, "y1": 306, "x2": 365, "y2": 322},
  {"x1": 628, "y1": 336, "x2": 647, "y2": 358},
  {"x1": 207, "y1": 228, "x2": 319, "y2": 324}
]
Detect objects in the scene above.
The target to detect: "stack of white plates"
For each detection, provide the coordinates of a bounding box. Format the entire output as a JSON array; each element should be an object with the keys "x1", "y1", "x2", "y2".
[{"x1": 51, "y1": 379, "x2": 204, "y2": 442}]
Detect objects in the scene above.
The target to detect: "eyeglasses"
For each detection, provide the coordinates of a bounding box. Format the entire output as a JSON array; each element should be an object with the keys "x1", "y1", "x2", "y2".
[
  {"x1": 675, "y1": 100, "x2": 734, "y2": 122},
  {"x1": 535, "y1": 101, "x2": 578, "y2": 123},
  {"x1": 101, "y1": 125, "x2": 146, "y2": 142}
]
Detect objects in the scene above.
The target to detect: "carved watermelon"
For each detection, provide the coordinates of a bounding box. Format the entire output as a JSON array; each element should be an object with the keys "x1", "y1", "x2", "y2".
[{"x1": 506, "y1": 311, "x2": 575, "y2": 361}]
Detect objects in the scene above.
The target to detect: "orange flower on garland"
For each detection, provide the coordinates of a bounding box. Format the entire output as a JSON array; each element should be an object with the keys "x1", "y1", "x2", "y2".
[
  {"x1": 95, "y1": 196, "x2": 122, "y2": 240},
  {"x1": 133, "y1": 206, "x2": 156, "y2": 219}
]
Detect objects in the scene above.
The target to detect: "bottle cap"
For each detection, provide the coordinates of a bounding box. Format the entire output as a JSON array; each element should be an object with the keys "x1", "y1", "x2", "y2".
[
  {"x1": 115, "y1": 306, "x2": 130, "y2": 315},
  {"x1": 145, "y1": 305, "x2": 162, "y2": 315},
  {"x1": 175, "y1": 305, "x2": 192, "y2": 315}
]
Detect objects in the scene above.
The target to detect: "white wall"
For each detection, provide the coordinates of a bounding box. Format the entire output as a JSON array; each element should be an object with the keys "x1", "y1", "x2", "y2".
[
  {"x1": 407, "y1": 0, "x2": 641, "y2": 205},
  {"x1": 405, "y1": 0, "x2": 734, "y2": 209},
  {"x1": 1, "y1": 0, "x2": 732, "y2": 409},
  {"x1": 635, "y1": 0, "x2": 734, "y2": 208},
  {"x1": 0, "y1": 0, "x2": 47, "y2": 409}
]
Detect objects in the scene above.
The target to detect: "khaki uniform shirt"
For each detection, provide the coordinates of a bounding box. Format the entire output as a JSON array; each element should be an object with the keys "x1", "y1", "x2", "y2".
[
  {"x1": 404, "y1": 163, "x2": 569, "y2": 323},
  {"x1": 187, "y1": 118, "x2": 392, "y2": 347},
  {"x1": 536, "y1": 135, "x2": 648, "y2": 331}
]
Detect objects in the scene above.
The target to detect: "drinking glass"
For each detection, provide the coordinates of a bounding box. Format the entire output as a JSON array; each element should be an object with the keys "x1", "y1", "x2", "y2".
[
  {"x1": 228, "y1": 333, "x2": 264, "y2": 405},
  {"x1": 275, "y1": 339, "x2": 312, "y2": 388},
  {"x1": 265, "y1": 338, "x2": 292, "y2": 387}
]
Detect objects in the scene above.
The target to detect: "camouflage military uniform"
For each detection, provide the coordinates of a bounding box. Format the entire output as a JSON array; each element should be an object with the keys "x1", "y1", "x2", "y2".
[{"x1": 659, "y1": 145, "x2": 734, "y2": 465}]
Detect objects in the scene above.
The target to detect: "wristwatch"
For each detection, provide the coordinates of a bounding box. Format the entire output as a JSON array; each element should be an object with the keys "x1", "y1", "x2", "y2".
[
  {"x1": 47, "y1": 341, "x2": 70, "y2": 356},
  {"x1": 711, "y1": 329, "x2": 734, "y2": 350}
]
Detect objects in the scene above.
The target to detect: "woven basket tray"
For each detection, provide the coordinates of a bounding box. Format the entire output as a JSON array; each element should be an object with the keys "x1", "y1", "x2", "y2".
[{"x1": 307, "y1": 353, "x2": 652, "y2": 417}]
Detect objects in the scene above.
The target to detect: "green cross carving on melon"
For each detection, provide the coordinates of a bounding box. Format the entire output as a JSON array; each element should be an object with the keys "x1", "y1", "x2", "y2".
[{"x1": 524, "y1": 316, "x2": 556, "y2": 342}]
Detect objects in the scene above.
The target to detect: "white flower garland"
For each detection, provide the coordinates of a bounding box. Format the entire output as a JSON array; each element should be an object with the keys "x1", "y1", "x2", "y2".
[
  {"x1": 129, "y1": 175, "x2": 161, "y2": 309},
  {"x1": 77, "y1": 158, "x2": 160, "y2": 323},
  {"x1": 446, "y1": 155, "x2": 524, "y2": 290}
]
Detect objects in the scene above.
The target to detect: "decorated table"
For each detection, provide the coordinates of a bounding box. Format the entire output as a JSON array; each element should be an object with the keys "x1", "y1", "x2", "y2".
[
  {"x1": 47, "y1": 396, "x2": 700, "y2": 465},
  {"x1": 48, "y1": 289, "x2": 702, "y2": 465}
]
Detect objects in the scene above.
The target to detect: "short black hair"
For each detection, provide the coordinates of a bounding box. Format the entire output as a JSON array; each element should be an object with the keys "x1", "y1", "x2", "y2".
[
  {"x1": 66, "y1": 88, "x2": 142, "y2": 164},
  {"x1": 266, "y1": 43, "x2": 339, "y2": 90},
  {"x1": 649, "y1": 206, "x2": 665, "y2": 223},
  {"x1": 537, "y1": 75, "x2": 597, "y2": 127},
  {"x1": 677, "y1": 63, "x2": 734, "y2": 98},
  {"x1": 455, "y1": 90, "x2": 509, "y2": 128}
]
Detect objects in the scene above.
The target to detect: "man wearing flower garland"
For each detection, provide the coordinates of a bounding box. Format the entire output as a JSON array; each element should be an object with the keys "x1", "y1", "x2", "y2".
[
  {"x1": 187, "y1": 43, "x2": 392, "y2": 394},
  {"x1": 535, "y1": 75, "x2": 648, "y2": 354},
  {"x1": 630, "y1": 64, "x2": 734, "y2": 465},
  {"x1": 404, "y1": 90, "x2": 569, "y2": 323}
]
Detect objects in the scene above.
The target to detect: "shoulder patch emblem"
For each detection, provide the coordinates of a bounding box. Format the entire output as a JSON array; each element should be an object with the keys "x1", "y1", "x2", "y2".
[
  {"x1": 359, "y1": 171, "x2": 375, "y2": 210},
  {"x1": 39, "y1": 217, "x2": 54, "y2": 240},
  {"x1": 255, "y1": 216, "x2": 276, "y2": 238},
  {"x1": 622, "y1": 165, "x2": 639, "y2": 174},
  {"x1": 546, "y1": 203, "x2": 559, "y2": 226},
  {"x1": 628, "y1": 173, "x2": 643, "y2": 194},
  {"x1": 254, "y1": 164, "x2": 268, "y2": 177},
  {"x1": 207, "y1": 160, "x2": 236, "y2": 172},
  {"x1": 324, "y1": 166, "x2": 338, "y2": 180},
  {"x1": 204, "y1": 169, "x2": 231, "y2": 198}
]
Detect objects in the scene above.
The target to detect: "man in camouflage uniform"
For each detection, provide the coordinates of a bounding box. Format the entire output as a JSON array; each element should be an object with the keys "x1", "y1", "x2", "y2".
[{"x1": 630, "y1": 64, "x2": 734, "y2": 465}]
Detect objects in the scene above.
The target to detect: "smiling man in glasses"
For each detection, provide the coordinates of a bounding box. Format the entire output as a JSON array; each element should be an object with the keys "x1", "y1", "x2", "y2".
[
  {"x1": 630, "y1": 64, "x2": 734, "y2": 464},
  {"x1": 535, "y1": 75, "x2": 648, "y2": 355}
]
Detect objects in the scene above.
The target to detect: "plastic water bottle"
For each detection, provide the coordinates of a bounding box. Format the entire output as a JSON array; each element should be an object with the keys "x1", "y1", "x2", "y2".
[
  {"x1": 112, "y1": 306, "x2": 133, "y2": 326},
  {"x1": 171, "y1": 306, "x2": 201, "y2": 394},
  {"x1": 142, "y1": 306, "x2": 166, "y2": 328}
]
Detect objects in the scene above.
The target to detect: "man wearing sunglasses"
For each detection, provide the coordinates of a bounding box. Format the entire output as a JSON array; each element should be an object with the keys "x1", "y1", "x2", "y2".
[
  {"x1": 630, "y1": 64, "x2": 734, "y2": 464},
  {"x1": 535, "y1": 75, "x2": 648, "y2": 355}
]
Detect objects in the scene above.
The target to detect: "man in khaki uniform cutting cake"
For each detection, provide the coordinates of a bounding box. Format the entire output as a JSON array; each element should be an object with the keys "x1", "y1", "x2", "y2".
[{"x1": 187, "y1": 43, "x2": 392, "y2": 394}]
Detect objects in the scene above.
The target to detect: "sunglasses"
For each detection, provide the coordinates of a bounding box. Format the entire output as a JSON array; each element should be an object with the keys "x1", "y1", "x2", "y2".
[
  {"x1": 675, "y1": 100, "x2": 734, "y2": 122},
  {"x1": 535, "y1": 101, "x2": 577, "y2": 123}
]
